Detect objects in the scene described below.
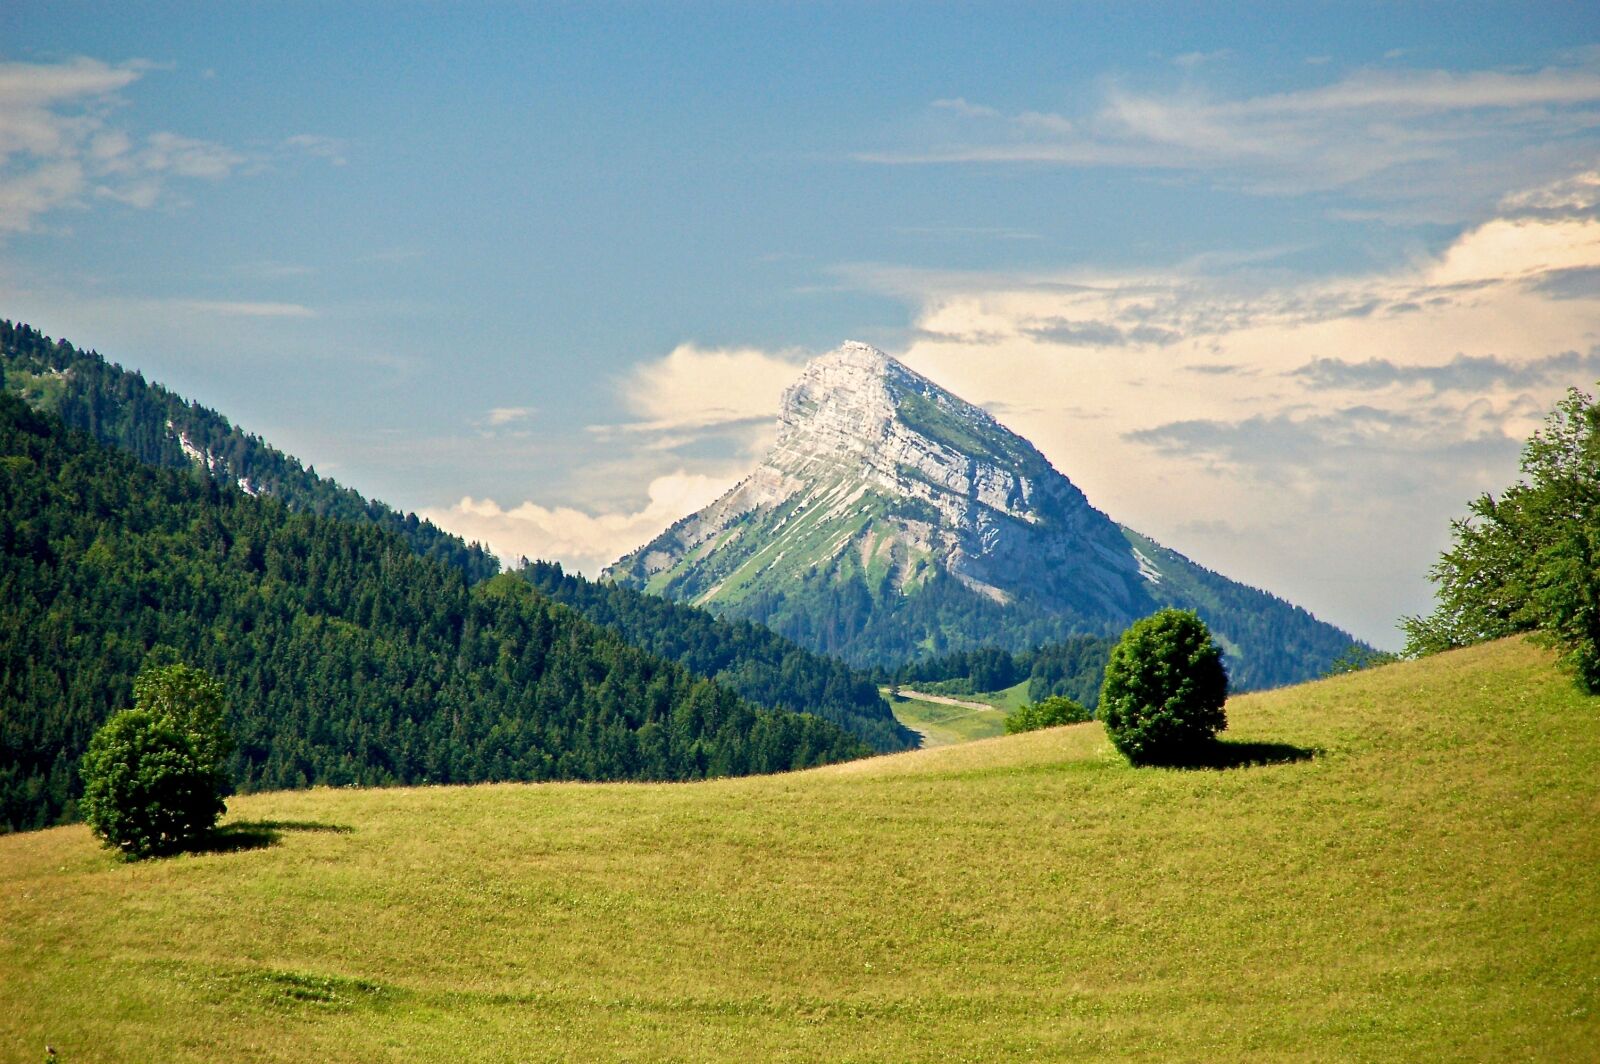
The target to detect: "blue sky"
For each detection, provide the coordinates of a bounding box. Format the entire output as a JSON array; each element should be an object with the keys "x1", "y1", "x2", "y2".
[{"x1": 4, "y1": 3, "x2": 1599, "y2": 646}]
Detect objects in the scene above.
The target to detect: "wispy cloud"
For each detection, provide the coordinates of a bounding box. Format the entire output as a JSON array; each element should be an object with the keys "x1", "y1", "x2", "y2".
[
  {"x1": 893, "y1": 225, "x2": 1041, "y2": 241},
  {"x1": 485, "y1": 406, "x2": 532, "y2": 427},
  {"x1": 1293, "y1": 348, "x2": 1600, "y2": 393},
  {"x1": 169, "y1": 299, "x2": 315, "y2": 318},
  {"x1": 1172, "y1": 50, "x2": 1232, "y2": 70},
  {"x1": 0, "y1": 56, "x2": 343, "y2": 235},
  {"x1": 280, "y1": 133, "x2": 348, "y2": 167},
  {"x1": 233, "y1": 260, "x2": 317, "y2": 280},
  {"x1": 860, "y1": 54, "x2": 1600, "y2": 219}
]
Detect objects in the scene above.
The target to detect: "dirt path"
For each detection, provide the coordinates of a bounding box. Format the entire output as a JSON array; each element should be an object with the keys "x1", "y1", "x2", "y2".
[{"x1": 895, "y1": 689, "x2": 996, "y2": 712}]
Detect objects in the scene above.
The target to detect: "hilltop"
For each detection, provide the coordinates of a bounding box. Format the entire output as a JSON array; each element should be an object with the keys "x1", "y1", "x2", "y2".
[
  {"x1": 609, "y1": 342, "x2": 1358, "y2": 685},
  {"x1": 3, "y1": 637, "x2": 1595, "y2": 1060}
]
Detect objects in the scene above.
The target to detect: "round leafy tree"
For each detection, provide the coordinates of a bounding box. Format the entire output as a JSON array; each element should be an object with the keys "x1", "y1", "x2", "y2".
[
  {"x1": 1099, "y1": 609, "x2": 1228, "y2": 764},
  {"x1": 80, "y1": 664, "x2": 233, "y2": 857}
]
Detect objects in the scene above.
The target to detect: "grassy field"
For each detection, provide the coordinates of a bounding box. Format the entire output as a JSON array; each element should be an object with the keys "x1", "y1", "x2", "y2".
[
  {"x1": 897, "y1": 678, "x2": 1034, "y2": 712},
  {"x1": 886, "y1": 688, "x2": 1013, "y2": 745},
  {"x1": 3, "y1": 637, "x2": 1598, "y2": 1061}
]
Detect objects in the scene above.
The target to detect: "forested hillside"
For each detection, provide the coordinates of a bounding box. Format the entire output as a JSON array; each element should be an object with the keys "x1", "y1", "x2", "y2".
[
  {"x1": 1, "y1": 320, "x2": 918, "y2": 752},
  {"x1": 0, "y1": 319, "x2": 499, "y2": 582},
  {"x1": 0, "y1": 396, "x2": 866, "y2": 831},
  {"x1": 735, "y1": 547, "x2": 1352, "y2": 690},
  {"x1": 521, "y1": 562, "x2": 915, "y2": 752}
]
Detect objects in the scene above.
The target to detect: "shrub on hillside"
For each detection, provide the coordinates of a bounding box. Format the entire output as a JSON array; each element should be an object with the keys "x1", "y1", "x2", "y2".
[
  {"x1": 1005, "y1": 695, "x2": 1090, "y2": 734},
  {"x1": 1099, "y1": 609, "x2": 1228, "y2": 764},
  {"x1": 80, "y1": 664, "x2": 234, "y2": 858}
]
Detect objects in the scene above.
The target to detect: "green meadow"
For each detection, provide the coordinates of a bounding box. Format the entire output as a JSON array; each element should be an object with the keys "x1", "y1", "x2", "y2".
[
  {"x1": 3, "y1": 637, "x2": 1597, "y2": 1061},
  {"x1": 885, "y1": 688, "x2": 1014, "y2": 745}
]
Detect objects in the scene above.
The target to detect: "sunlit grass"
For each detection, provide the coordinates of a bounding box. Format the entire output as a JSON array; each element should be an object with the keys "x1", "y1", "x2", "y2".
[{"x1": 3, "y1": 638, "x2": 1597, "y2": 1061}]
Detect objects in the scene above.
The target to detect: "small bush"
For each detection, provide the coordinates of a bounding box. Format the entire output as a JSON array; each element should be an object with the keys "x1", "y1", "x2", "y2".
[
  {"x1": 79, "y1": 710, "x2": 226, "y2": 857},
  {"x1": 1005, "y1": 695, "x2": 1090, "y2": 734},
  {"x1": 80, "y1": 663, "x2": 234, "y2": 858},
  {"x1": 1100, "y1": 609, "x2": 1228, "y2": 764}
]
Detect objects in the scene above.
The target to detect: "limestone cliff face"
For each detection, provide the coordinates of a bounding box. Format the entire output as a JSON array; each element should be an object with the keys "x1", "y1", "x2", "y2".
[{"x1": 606, "y1": 341, "x2": 1149, "y2": 622}]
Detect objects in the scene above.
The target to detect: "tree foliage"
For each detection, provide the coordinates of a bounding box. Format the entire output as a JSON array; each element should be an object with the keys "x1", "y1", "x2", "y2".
[
  {"x1": 81, "y1": 662, "x2": 234, "y2": 857},
  {"x1": 80, "y1": 709, "x2": 225, "y2": 858},
  {"x1": 520, "y1": 561, "x2": 914, "y2": 752},
  {"x1": 1402, "y1": 386, "x2": 1600, "y2": 691},
  {"x1": 890, "y1": 636, "x2": 1114, "y2": 710},
  {"x1": 132, "y1": 663, "x2": 235, "y2": 774},
  {"x1": 1099, "y1": 609, "x2": 1228, "y2": 764},
  {"x1": 1004, "y1": 695, "x2": 1090, "y2": 734},
  {"x1": 0, "y1": 395, "x2": 867, "y2": 831},
  {"x1": 1321, "y1": 644, "x2": 1400, "y2": 678}
]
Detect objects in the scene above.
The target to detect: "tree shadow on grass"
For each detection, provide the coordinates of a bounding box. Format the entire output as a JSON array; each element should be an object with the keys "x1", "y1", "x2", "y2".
[
  {"x1": 1140, "y1": 739, "x2": 1319, "y2": 771},
  {"x1": 186, "y1": 819, "x2": 355, "y2": 855}
]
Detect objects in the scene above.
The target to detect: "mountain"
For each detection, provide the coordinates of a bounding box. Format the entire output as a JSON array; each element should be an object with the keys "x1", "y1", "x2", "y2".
[
  {"x1": 0, "y1": 319, "x2": 903, "y2": 754},
  {"x1": 0, "y1": 394, "x2": 867, "y2": 831},
  {"x1": 520, "y1": 561, "x2": 915, "y2": 752},
  {"x1": 0, "y1": 319, "x2": 499, "y2": 582},
  {"x1": 608, "y1": 341, "x2": 1359, "y2": 685}
]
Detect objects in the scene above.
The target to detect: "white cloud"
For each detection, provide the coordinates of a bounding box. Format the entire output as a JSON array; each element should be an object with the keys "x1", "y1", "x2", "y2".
[
  {"x1": 420, "y1": 472, "x2": 738, "y2": 574},
  {"x1": 613, "y1": 342, "x2": 806, "y2": 433},
  {"x1": 0, "y1": 56, "x2": 341, "y2": 235},
  {"x1": 424, "y1": 342, "x2": 822, "y2": 575},
  {"x1": 860, "y1": 54, "x2": 1600, "y2": 217}
]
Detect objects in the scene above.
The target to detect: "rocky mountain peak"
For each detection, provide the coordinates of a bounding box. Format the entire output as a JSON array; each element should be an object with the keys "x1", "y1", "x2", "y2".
[
  {"x1": 774, "y1": 341, "x2": 1010, "y2": 476},
  {"x1": 606, "y1": 339, "x2": 1358, "y2": 682},
  {"x1": 610, "y1": 338, "x2": 1130, "y2": 609}
]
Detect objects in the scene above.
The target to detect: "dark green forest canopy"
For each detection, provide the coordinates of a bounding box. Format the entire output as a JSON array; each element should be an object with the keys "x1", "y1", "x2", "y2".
[
  {"x1": 520, "y1": 562, "x2": 915, "y2": 752},
  {"x1": 0, "y1": 319, "x2": 500, "y2": 583},
  {"x1": 0, "y1": 396, "x2": 868, "y2": 832}
]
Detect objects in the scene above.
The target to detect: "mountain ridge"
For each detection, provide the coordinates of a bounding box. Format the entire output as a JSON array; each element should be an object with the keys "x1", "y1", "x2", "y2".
[{"x1": 0, "y1": 318, "x2": 500, "y2": 582}]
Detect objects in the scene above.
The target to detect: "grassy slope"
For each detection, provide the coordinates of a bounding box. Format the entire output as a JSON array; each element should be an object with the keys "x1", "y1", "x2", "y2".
[
  {"x1": 966, "y1": 678, "x2": 1033, "y2": 711},
  {"x1": 3, "y1": 637, "x2": 1598, "y2": 1062},
  {"x1": 886, "y1": 690, "x2": 1012, "y2": 746},
  {"x1": 888, "y1": 681, "x2": 1036, "y2": 746}
]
